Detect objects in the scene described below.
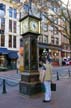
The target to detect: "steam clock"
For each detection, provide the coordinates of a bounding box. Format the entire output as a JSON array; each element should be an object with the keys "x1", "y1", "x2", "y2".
[{"x1": 19, "y1": 15, "x2": 41, "y2": 95}]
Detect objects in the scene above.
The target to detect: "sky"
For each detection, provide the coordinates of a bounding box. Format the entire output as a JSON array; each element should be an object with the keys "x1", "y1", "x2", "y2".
[
  {"x1": 61, "y1": 0, "x2": 71, "y2": 4},
  {"x1": 61, "y1": 0, "x2": 71, "y2": 9}
]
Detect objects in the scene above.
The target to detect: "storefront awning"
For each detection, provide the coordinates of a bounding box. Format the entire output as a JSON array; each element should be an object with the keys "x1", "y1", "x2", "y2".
[
  {"x1": 61, "y1": 49, "x2": 71, "y2": 53},
  {"x1": 37, "y1": 43, "x2": 62, "y2": 51},
  {"x1": 8, "y1": 51, "x2": 18, "y2": 59},
  {"x1": 0, "y1": 48, "x2": 8, "y2": 54}
]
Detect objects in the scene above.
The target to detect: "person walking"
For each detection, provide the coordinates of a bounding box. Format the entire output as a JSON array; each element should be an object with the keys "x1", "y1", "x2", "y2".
[
  {"x1": 16, "y1": 58, "x2": 20, "y2": 74},
  {"x1": 39, "y1": 55, "x2": 52, "y2": 102}
]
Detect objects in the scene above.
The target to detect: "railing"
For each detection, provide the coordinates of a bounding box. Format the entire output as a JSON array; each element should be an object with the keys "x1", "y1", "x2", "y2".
[
  {"x1": 0, "y1": 66, "x2": 8, "y2": 71},
  {"x1": 0, "y1": 78, "x2": 19, "y2": 94},
  {"x1": 52, "y1": 69, "x2": 71, "y2": 80},
  {"x1": 0, "y1": 67, "x2": 71, "y2": 94}
]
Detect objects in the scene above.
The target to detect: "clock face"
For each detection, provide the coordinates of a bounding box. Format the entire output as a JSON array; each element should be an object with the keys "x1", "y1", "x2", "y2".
[
  {"x1": 23, "y1": 22, "x2": 28, "y2": 32},
  {"x1": 30, "y1": 20, "x2": 38, "y2": 32},
  {"x1": 20, "y1": 18, "x2": 28, "y2": 34}
]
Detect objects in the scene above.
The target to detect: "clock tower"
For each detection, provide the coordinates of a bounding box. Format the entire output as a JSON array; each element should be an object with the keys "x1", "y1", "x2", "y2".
[
  {"x1": 20, "y1": 15, "x2": 40, "y2": 35},
  {"x1": 19, "y1": 15, "x2": 41, "y2": 95}
]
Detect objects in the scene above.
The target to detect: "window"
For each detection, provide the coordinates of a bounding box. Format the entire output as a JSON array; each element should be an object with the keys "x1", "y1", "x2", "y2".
[
  {"x1": 42, "y1": 14, "x2": 47, "y2": 22},
  {"x1": 9, "y1": 7, "x2": 12, "y2": 17},
  {"x1": 42, "y1": 23, "x2": 48, "y2": 31},
  {"x1": 13, "y1": 9, "x2": 17, "y2": 18},
  {"x1": 9, "y1": 35, "x2": 12, "y2": 47},
  {"x1": 51, "y1": 5, "x2": 57, "y2": 13},
  {"x1": 12, "y1": 0, "x2": 20, "y2": 3},
  {"x1": 13, "y1": 21, "x2": 16, "y2": 33},
  {"x1": 9, "y1": 20, "x2": 17, "y2": 33},
  {"x1": 50, "y1": 5, "x2": 54, "y2": 11},
  {"x1": 23, "y1": 4, "x2": 29, "y2": 14},
  {"x1": 54, "y1": 7, "x2": 57, "y2": 12},
  {"x1": 51, "y1": 37, "x2": 54, "y2": 44},
  {"x1": 1, "y1": 34, "x2": 5, "y2": 46},
  {"x1": 9, "y1": 20, "x2": 12, "y2": 32},
  {"x1": 43, "y1": 36, "x2": 48, "y2": 43},
  {"x1": 9, "y1": 7, "x2": 17, "y2": 18},
  {"x1": 66, "y1": 45, "x2": 68, "y2": 50},
  {"x1": 1, "y1": 18, "x2": 5, "y2": 30},
  {"x1": 56, "y1": 37, "x2": 59, "y2": 45},
  {"x1": 0, "y1": 4, "x2": 6, "y2": 16},
  {"x1": 0, "y1": 3, "x2": 5, "y2": 11},
  {"x1": 54, "y1": 18, "x2": 58, "y2": 24},
  {"x1": 13, "y1": 36, "x2": 16, "y2": 48},
  {"x1": 20, "y1": 38, "x2": 23, "y2": 47},
  {"x1": 53, "y1": 27, "x2": 58, "y2": 34},
  {"x1": 38, "y1": 36, "x2": 43, "y2": 43}
]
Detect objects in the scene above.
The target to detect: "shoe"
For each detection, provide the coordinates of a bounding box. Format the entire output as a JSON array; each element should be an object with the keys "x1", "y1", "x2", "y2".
[{"x1": 43, "y1": 100, "x2": 51, "y2": 103}]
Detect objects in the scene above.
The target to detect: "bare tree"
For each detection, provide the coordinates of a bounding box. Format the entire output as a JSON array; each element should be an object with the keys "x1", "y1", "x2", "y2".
[
  {"x1": 7, "y1": 0, "x2": 71, "y2": 42},
  {"x1": 22, "y1": 0, "x2": 70, "y2": 43},
  {"x1": 22, "y1": 0, "x2": 71, "y2": 47},
  {"x1": 9, "y1": 0, "x2": 71, "y2": 52}
]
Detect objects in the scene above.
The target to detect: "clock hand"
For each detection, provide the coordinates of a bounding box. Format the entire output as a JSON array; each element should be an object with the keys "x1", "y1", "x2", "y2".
[{"x1": 33, "y1": 24, "x2": 36, "y2": 28}]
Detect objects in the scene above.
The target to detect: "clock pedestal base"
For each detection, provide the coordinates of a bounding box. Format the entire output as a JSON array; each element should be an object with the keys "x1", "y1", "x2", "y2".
[{"x1": 19, "y1": 73, "x2": 41, "y2": 95}]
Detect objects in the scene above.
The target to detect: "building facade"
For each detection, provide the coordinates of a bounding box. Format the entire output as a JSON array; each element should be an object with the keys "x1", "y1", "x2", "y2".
[
  {"x1": 0, "y1": 1, "x2": 21, "y2": 69},
  {"x1": 0, "y1": 0, "x2": 70, "y2": 70},
  {"x1": 19, "y1": 0, "x2": 70, "y2": 66},
  {"x1": 37, "y1": 0, "x2": 70, "y2": 66}
]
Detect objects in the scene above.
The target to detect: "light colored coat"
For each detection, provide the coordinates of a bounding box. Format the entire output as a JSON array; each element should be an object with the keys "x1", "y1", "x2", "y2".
[
  {"x1": 39, "y1": 67, "x2": 45, "y2": 82},
  {"x1": 39, "y1": 62, "x2": 52, "y2": 82},
  {"x1": 44, "y1": 62, "x2": 52, "y2": 81}
]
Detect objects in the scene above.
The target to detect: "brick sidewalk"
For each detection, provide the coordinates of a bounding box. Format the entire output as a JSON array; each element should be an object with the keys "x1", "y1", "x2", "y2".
[
  {"x1": 0, "y1": 70, "x2": 17, "y2": 76},
  {"x1": 0, "y1": 78, "x2": 71, "y2": 108}
]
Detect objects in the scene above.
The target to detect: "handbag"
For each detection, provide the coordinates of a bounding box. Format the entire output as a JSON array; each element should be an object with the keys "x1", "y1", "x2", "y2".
[
  {"x1": 51, "y1": 82, "x2": 56, "y2": 91},
  {"x1": 41, "y1": 83, "x2": 45, "y2": 92}
]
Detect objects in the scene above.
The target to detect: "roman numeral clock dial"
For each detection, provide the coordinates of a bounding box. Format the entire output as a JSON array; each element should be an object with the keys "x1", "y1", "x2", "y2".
[
  {"x1": 30, "y1": 20, "x2": 38, "y2": 33},
  {"x1": 20, "y1": 16, "x2": 40, "y2": 35}
]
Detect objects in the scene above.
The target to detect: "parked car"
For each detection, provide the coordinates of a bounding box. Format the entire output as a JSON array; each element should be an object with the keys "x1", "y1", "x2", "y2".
[
  {"x1": 69, "y1": 60, "x2": 71, "y2": 65},
  {"x1": 62, "y1": 57, "x2": 69, "y2": 65},
  {"x1": 67, "y1": 58, "x2": 71, "y2": 65},
  {"x1": 62, "y1": 59, "x2": 66, "y2": 65},
  {"x1": 62, "y1": 57, "x2": 71, "y2": 66}
]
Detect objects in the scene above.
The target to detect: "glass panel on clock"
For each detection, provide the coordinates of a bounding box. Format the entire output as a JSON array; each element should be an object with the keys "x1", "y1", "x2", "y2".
[
  {"x1": 20, "y1": 17, "x2": 29, "y2": 34},
  {"x1": 30, "y1": 38, "x2": 38, "y2": 70},
  {"x1": 24, "y1": 38, "x2": 29, "y2": 70}
]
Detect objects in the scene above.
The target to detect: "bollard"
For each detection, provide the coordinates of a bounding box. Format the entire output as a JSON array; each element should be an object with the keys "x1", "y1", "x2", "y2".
[
  {"x1": 2, "y1": 79, "x2": 7, "y2": 94},
  {"x1": 57, "y1": 72, "x2": 59, "y2": 80},
  {"x1": 68, "y1": 69, "x2": 70, "y2": 77}
]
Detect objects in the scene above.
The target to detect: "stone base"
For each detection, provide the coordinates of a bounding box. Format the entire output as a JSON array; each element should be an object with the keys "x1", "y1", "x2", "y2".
[{"x1": 19, "y1": 81, "x2": 41, "y2": 96}]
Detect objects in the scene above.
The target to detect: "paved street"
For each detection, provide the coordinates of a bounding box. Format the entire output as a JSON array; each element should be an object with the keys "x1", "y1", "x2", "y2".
[
  {"x1": 0, "y1": 78, "x2": 71, "y2": 108},
  {"x1": 0, "y1": 65, "x2": 71, "y2": 82},
  {"x1": 0, "y1": 66, "x2": 71, "y2": 94},
  {"x1": 0, "y1": 0, "x2": 71, "y2": 107},
  {"x1": 0, "y1": 67, "x2": 71, "y2": 108}
]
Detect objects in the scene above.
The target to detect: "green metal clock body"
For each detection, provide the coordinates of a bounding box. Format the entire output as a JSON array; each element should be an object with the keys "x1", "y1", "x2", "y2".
[{"x1": 19, "y1": 15, "x2": 41, "y2": 95}]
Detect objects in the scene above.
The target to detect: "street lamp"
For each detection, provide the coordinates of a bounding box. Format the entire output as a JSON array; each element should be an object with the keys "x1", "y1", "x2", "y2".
[
  {"x1": 42, "y1": 49, "x2": 47, "y2": 62},
  {"x1": 54, "y1": 52, "x2": 56, "y2": 61},
  {"x1": 42, "y1": 48, "x2": 47, "y2": 56}
]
